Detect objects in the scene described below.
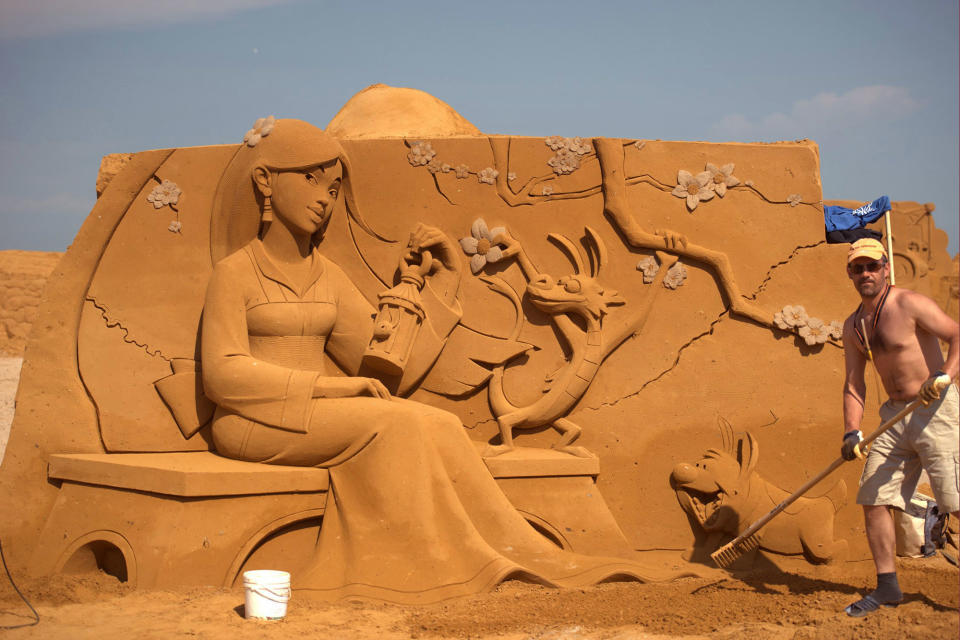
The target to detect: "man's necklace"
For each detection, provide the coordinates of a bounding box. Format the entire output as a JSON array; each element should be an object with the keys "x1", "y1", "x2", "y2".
[{"x1": 853, "y1": 284, "x2": 892, "y2": 358}]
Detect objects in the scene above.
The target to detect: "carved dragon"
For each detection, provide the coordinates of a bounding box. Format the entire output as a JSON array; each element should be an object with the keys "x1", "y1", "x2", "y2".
[{"x1": 482, "y1": 226, "x2": 677, "y2": 456}]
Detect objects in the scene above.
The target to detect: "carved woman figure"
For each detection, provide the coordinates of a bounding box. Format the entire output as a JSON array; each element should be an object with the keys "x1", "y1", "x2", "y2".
[{"x1": 203, "y1": 118, "x2": 684, "y2": 603}]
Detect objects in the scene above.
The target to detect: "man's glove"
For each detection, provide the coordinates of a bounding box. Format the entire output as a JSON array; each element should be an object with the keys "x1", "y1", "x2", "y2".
[
  {"x1": 841, "y1": 430, "x2": 863, "y2": 461},
  {"x1": 918, "y1": 371, "x2": 951, "y2": 405}
]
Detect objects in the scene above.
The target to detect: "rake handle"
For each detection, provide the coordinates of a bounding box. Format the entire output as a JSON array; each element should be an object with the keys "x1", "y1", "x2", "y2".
[{"x1": 727, "y1": 379, "x2": 950, "y2": 548}]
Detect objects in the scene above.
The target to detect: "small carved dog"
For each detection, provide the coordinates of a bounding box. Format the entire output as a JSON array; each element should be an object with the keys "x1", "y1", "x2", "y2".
[{"x1": 670, "y1": 418, "x2": 848, "y2": 564}]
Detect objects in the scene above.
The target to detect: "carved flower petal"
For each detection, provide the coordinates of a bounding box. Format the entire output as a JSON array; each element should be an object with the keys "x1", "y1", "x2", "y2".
[
  {"x1": 469, "y1": 253, "x2": 487, "y2": 274},
  {"x1": 677, "y1": 169, "x2": 694, "y2": 186},
  {"x1": 721, "y1": 163, "x2": 735, "y2": 175},
  {"x1": 686, "y1": 194, "x2": 699, "y2": 210},
  {"x1": 459, "y1": 236, "x2": 479, "y2": 255},
  {"x1": 698, "y1": 187, "x2": 715, "y2": 201},
  {"x1": 705, "y1": 162, "x2": 719, "y2": 174},
  {"x1": 695, "y1": 171, "x2": 712, "y2": 187},
  {"x1": 724, "y1": 175, "x2": 740, "y2": 187},
  {"x1": 471, "y1": 218, "x2": 490, "y2": 240},
  {"x1": 485, "y1": 246, "x2": 503, "y2": 263},
  {"x1": 246, "y1": 132, "x2": 262, "y2": 147},
  {"x1": 671, "y1": 185, "x2": 689, "y2": 198},
  {"x1": 715, "y1": 183, "x2": 727, "y2": 197},
  {"x1": 488, "y1": 226, "x2": 506, "y2": 242}
]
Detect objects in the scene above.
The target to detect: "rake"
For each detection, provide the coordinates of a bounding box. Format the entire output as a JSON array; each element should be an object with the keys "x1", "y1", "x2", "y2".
[{"x1": 711, "y1": 374, "x2": 952, "y2": 568}]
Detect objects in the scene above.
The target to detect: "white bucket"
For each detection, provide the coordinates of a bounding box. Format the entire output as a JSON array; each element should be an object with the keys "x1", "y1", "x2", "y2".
[{"x1": 242, "y1": 570, "x2": 291, "y2": 620}]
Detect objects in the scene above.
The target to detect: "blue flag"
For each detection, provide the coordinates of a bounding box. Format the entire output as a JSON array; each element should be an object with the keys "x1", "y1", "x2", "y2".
[{"x1": 823, "y1": 196, "x2": 890, "y2": 232}]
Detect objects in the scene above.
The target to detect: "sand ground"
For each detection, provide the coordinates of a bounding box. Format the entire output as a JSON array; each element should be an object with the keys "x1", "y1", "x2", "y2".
[{"x1": 0, "y1": 555, "x2": 957, "y2": 639}]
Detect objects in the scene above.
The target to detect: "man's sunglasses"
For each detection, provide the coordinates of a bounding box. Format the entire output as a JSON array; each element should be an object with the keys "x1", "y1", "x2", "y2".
[{"x1": 848, "y1": 260, "x2": 885, "y2": 275}]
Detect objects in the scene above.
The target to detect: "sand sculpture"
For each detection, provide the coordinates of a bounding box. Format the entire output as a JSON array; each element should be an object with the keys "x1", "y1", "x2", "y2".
[
  {"x1": 0, "y1": 84, "x2": 956, "y2": 604},
  {"x1": 671, "y1": 418, "x2": 848, "y2": 564}
]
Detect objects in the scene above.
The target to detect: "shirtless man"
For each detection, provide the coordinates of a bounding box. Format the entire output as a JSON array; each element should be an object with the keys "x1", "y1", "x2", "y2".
[{"x1": 840, "y1": 238, "x2": 959, "y2": 617}]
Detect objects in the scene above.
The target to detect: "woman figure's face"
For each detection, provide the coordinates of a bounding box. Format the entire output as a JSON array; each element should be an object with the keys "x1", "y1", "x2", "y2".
[{"x1": 270, "y1": 160, "x2": 342, "y2": 237}]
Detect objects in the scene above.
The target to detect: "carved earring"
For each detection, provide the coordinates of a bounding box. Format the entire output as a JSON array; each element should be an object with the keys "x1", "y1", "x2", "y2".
[{"x1": 261, "y1": 190, "x2": 273, "y2": 223}]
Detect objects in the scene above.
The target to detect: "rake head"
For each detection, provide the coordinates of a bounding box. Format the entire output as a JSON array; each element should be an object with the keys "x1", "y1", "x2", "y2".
[{"x1": 710, "y1": 533, "x2": 762, "y2": 568}]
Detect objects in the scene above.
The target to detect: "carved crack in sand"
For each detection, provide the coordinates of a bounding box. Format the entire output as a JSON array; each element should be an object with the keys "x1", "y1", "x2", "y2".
[
  {"x1": 746, "y1": 240, "x2": 826, "y2": 301},
  {"x1": 86, "y1": 296, "x2": 171, "y2": 361},
  {"x1": 582, "y1": 310, "x2": 730, "y2": 414}
]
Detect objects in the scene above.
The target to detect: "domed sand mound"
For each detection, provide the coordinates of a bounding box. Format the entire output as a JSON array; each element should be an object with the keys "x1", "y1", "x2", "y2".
[{"x1": 326, "y1": 84, "x2": 482, "y2": 139}]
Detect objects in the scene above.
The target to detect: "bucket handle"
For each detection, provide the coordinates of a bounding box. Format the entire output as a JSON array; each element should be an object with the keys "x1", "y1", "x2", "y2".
[{"x1": 249, "y1": 586, "x2": 291, "y2": 603}]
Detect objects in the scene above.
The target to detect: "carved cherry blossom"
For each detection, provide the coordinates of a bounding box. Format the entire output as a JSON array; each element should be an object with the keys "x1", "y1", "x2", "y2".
[
  {"x1": 440, "y1": 163, "x2": 452, "y2": 174},
  {"x1": 454, "y1": 164, "x2": 470, "y2": 179},
  {"x1": 663, "y1": 261, "x2": 688, "y2": 289},
  {"x1": 799, "y1": 317, "x2": 830, "y2": 345},
  {"x1": 459, "y1": 218, "x2": 506, "y2": 274},
  {"x1": 745, "y1": 179, "x2": 755, "y2": 187},
  {"x1": 541, "y1": 185, "x2": 554, "y2": 196},
  {"x1": 774, "y1": 304, "x2": 809, "y2": 330},
  {"x1": 545, "y1": 136, "x2": 567, "y2": 151},
  {"x1": 672, "y1": 170, "x2": 715, "y2": 211},
  {"x1": 477, "y1": 167, "x2": 499, "y2": 185},
  {"x1": 567, "y1": 137, "x2": 592, "y2": 155},
  {"x1": 828, "y1": 320, "x2": 843, "y2": 340},
  {"x1": 705, "y1": 163, "x2": 739, "y2": 197},
  {"x1": 426, "y1": 159, "x2": 443, "y2": 174},
  {"x1": 147, "y1": 179, "x2": 182, "y2": 209},
  {"x1": 243, "y1": 115, "x2": 275, "y2": 147},
  {"x1": 787, "y1": 193, "x2": 802, "y2": 207},
  {"x1": 636, "y1": 256, "x2": 659, "y2": 284},
  {"x1": 507, "y1": 172, "x2": 517, "y2": 182},
  {"x1": 168, "y1": 220, "x2": 182, "y2": 233},
  {"x1": 407, "y1": 141, "x2": 437, "y2": 167},
  {"x1": 548, "y1": 148, "x2": 581, "y2": 175}
]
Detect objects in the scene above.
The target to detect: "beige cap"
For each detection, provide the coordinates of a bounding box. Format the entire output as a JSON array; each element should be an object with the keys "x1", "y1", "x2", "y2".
[{"x1": 847, "y1": 238, "x2": 887, "y2": 263}]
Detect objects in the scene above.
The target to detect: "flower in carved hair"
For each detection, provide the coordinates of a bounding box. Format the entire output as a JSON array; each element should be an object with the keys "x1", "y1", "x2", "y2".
[
  {"x1": 828, "y1": 320, "x2": 843, "y2": 340},
  {"x1": 774, "y1": 304, "x2": 808, "y2": 330},
  {"x1": 407, "y1": 141, "x2": 437, "y2": 167},
  {"x1": 454, "y1": 164, "x2": 470, "y2": 179},
  {"x1": 548, "y1": 148, "x2": 580, "y2": 175},
  {"x1": 243, "y1": 115, "x2": 275, "y2": 147},
  {"x1": 477, "y1": 167, "x2": 499, "y2": 185},
  {"x1": 460, "y1": 218, "x2": 506, "y2": 274},
  {"x1": 147, "y1": 179, "x2": 182, "y2": 209},
  {"x1": 168, "y1": 220, "x2": 182, "y2": 233},
  {"x1": 672, "y1": 170, "x2": 715, "y2": 211},
  {"x1": 636, "y1": 255, "x2": 659, "y2": 284},
  {"x1": 787, "y1": 193, "x2": 802, "y2": 207},
  {"x1": 705, "y1": 163, "x2": 739, "y2": 197},
  {"x1": 663, "y1": 261, "x2": 688, "y2": 289},
  {"x1": 799, "y1": 317, "x2": 830, "y2": 346}
]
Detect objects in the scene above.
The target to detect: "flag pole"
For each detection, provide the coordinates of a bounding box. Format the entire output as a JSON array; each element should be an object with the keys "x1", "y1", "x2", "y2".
[{"x1": 884, "y1": 208, "x2": 895, "y2": 285}]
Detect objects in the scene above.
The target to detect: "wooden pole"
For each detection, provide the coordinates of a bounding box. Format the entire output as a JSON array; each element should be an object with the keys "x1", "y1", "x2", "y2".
[{"x1": 884, "y1": 209, "x2": 896, "y2": 285}]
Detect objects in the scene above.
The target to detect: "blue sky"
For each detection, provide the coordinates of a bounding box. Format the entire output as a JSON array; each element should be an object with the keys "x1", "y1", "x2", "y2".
[{"x1": 1, "y1": 0, "x2": 957, "y2": 252}]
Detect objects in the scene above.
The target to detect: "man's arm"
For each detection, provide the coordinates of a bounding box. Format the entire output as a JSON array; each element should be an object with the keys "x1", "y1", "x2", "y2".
[
  {"x1": 842, "y1": 315, "x2": 869, "y2": 434},
  {"x1": 907, "y1": 292, "x2": 960, "y2": 381}
]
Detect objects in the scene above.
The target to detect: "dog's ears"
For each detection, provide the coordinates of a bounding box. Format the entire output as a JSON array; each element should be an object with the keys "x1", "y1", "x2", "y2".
[
  {"x1": 718, "y1": 416, "x2": 735, "y2": 454},
  {"x1": 737, "y1": 431, "x2": 759, "y2": 482}
]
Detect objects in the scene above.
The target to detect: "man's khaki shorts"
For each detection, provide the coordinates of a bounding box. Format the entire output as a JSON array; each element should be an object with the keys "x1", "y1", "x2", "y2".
[{"x1": 857, "y1": 384, "x2": 959, "y2": 514}]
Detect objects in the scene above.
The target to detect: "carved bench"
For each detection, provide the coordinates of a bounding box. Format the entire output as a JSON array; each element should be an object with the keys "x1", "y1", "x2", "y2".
[{"x1": 35, "y1": 447, "x2": 630, "y2": 588}]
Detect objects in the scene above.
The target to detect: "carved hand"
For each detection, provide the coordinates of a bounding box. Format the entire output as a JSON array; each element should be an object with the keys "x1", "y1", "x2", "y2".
[
  {"x1": 402, "y1": 223, "x2": 462, "y2": 303},
  {"x1": 313, "y1": 376, "x2": 391, "y2": 400}
]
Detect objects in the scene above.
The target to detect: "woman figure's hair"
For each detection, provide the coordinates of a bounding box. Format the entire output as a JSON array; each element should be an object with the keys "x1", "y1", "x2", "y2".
[{"x1": 211, "y1": 118, "x2": 390, "y2": 262}]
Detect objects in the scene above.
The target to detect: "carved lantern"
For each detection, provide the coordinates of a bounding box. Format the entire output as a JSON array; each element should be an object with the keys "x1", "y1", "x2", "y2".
[{"x1": 362, "y1": 273, "x2": 426, "y2": 377}]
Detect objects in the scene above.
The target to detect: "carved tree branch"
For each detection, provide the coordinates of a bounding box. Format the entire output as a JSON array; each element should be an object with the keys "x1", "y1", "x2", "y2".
[{"x1": 595, "y1": 137, "x2": 772, "y2": 328}]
